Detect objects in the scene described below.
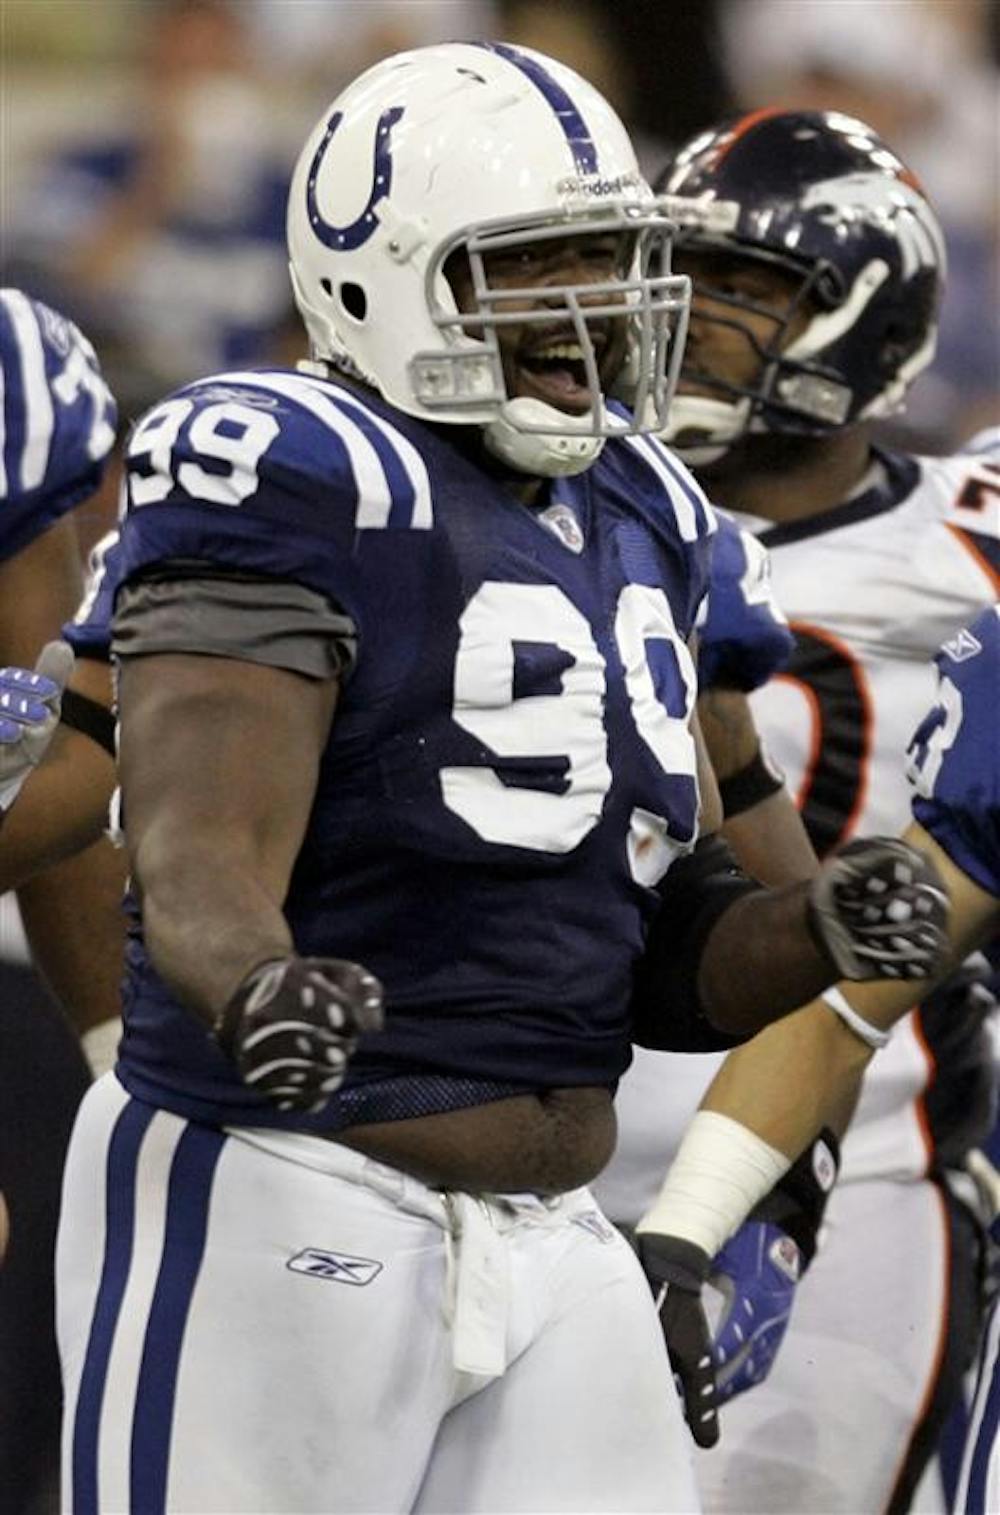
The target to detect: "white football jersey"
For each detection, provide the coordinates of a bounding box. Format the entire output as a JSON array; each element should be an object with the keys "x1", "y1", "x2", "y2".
[{"x1": 597, "y1": 436, "x2": 1000, "y2": 1224}]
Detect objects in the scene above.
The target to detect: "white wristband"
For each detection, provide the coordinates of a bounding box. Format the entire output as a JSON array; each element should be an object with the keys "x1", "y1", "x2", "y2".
[
  {"x1": 820, "y1": 986, "x2": 892, "y2": 1050},
  {"x1": 635, "y1": 1109, "x2": 790, "y2": 1258}
]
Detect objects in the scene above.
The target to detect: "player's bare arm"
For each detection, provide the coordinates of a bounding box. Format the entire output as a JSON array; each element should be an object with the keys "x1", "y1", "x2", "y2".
[
  {"x1": 119, "y1": 650, "x2": 338, "y2": 1016},
  {"x1": 0, "y1": 654, "x2": 116, "y2": 889},
  {"x1": 700, "y1": 685, "x2": 818, "y2": 887}
]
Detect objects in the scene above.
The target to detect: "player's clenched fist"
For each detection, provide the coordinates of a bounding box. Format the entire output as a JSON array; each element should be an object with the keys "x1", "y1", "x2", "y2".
[
  {"x1": 807, "y1": 836, "x2": 948, "y2": 981},
  {"x1": 215, "y1": 956, "x2": 384, "y2": 1113}
]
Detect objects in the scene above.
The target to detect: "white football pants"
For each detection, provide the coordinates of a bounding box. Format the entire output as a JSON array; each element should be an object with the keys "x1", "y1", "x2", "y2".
[
  {"x1": 57, "y1": 1074, "x2": 699, "y2": 1514},
  {"x1": 692, "y1": 1177, "x2": 954, "y2": 1515}
]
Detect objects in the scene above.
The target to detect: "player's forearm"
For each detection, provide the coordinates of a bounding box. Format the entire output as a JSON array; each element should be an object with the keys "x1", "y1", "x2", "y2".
[
  {"x1": 136, "y1": 835, "x2": 294, "y2": 1025},
  {"x1": 700, "y1": 1000, "x2": 872, "y2": 1153},
  {"x1": 720, "y1": 786, "x2": 819, "y2": 887},
  {"x1": 18, "y1": 836, "x2": 128, "y2": 1036},
  {"x1": 0, "y1": 728, "x2": 113, "y2": 890},
  {"x1": 696, "y1": 880, "x2": 836, "y2": 1034}
]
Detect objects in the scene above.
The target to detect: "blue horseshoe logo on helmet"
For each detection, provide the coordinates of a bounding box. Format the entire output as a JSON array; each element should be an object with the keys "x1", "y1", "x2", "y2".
[{"x1": 306, "y1": 106, "x2": 405, "y2": 251}]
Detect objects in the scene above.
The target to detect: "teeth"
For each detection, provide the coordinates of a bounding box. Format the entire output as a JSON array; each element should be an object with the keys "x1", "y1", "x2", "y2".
[{"x1": 533, "y1": 342, "x2": 585, "y2": 362}]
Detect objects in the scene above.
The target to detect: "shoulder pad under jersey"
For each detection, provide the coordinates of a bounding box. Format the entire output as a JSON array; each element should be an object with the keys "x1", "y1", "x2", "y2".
[
  {"x1": 698, "y1": 512, "x2": 794, "y2": 690},
  {"x1": 0, "y1": 289, "x2": 117, "y2": 562},
  {"x1": 907, "y1": 605, "x2": 1000, "y2": 896}
]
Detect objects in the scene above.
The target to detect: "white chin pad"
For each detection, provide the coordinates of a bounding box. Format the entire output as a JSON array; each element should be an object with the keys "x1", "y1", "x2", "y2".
[
  {"x1": 660, "y1": 394, "x2": 749, "y2": 455},
  {"x1": 483, "y1": 397, "x2": 612, "y2": 478}
]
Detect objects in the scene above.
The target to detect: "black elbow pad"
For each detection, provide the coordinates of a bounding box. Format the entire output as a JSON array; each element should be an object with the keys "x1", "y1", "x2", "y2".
[{"x1": 632, "y1": 835, "x2": 764, "y2": 1053}]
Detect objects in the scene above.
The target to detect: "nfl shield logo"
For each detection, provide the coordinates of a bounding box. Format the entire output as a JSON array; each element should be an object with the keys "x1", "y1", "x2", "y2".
[{"x1": 538, "y1": 502, "x2": 585, "y2": 554}]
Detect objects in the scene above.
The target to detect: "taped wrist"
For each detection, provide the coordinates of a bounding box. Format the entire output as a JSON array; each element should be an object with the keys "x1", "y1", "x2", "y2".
[
  {"x1": 718, "y1": 746, "x2": 785, "y2": 819},
  {"x1": 636, "y1": 1109, "x2": 790, "y2": 1258},
  {"x1": 749, "y1": 1128, "x2": 840, "y2": 1267},
  {"x1": 60, "y1": 687, "x2": 116, "y2": 758},
  {"x1": 632, "y1": 836, "x2": 765, "y2": 1052}
]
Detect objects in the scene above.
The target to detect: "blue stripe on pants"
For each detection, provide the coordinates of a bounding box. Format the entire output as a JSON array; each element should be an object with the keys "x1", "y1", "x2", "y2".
[
  {"x1": 72, "y1": 1099, "x2": 155, "y2": 1515},
  {"x1": 965, "y1": 1302, "x2": 1000, "y2": 1514},
  {"x1": 129, "y1": 1122, "x2": 226, "y2": 1512}
]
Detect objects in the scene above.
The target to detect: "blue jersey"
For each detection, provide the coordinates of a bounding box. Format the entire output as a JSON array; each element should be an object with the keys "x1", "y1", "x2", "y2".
[
  {"x1": 907, "y1": 605, "x2": 1000, "y2": 898},
  {"x1": 698, "y1": 513, "x2": 793, "y2": 692},
  {"x1": 0, "y1": 289, "x2": 116, "y2": 561},
  {"x1": 111, "y1": 367, "x2": 716, "y2": 1130}
]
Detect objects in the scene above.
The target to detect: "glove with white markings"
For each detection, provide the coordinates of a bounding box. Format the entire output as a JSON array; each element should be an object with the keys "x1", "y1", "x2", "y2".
[
  {"x1": 0, "y1": 640, "x2": 75, "y2": 813},
  {"x1": 215, "y1": 955, "x2": 384, "y2": 1114},
  {"x1": 638, "y1": 1232, "x2": 720, "y2": 1448},
  {"x1": 709, "y1": 1222, "x2": 802, "y2": 1400},
  {"x1": 808, "y1": 836, "x2": 948, "y2": 981},
  {"x1": 711, "y1": 1129, "x2": 839, "y2": 1402}
]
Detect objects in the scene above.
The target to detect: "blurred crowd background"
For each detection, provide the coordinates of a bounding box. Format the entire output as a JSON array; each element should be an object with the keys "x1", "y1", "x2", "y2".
[{"x1": 3, "y1": 0, "x2": 997, "y2": 466}]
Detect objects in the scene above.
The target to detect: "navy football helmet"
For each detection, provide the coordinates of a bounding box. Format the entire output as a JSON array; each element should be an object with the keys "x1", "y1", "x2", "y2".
[{"x1": 655, "y1": 110, "x2": 946, "y2": 457}]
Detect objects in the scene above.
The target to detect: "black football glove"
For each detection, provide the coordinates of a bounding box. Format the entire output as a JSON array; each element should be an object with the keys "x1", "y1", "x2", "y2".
[
  {"x1": 808, "y1": 837, "x2": 948, "y2": 981},
  {"x1": 637, "y1": 1233, "x2": 720, "y2": 1449},
  {"x1": 215, "y1": 955, "x2": 384, "y2": 1114}
]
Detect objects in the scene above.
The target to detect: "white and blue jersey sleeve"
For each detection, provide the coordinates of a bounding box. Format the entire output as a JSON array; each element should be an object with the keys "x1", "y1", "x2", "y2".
[
  {"x1": 906, "y1": 605, "x2": 1000, "y2": 898},
  {"x1": 0, "y1": 289, "x2": 117, "y2": 562},
  {"x1": 64, "y1": 527, "x2": 120, "y2": 659},
  {"x1": 697, "y1": 513, "x2": 793, "y2": 691},
  {"x1": 118, "y1": 368, "x2": 432, "y2": 637}
]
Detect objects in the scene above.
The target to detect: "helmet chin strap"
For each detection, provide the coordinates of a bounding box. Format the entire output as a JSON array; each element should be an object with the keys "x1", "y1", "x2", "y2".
[{"x1": 483, "y1": 397, "x2": 618, "y2": 479}]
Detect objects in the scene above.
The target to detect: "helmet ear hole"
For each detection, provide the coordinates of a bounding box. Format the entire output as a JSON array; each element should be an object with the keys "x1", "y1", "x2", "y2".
[{"x1": 339, "y1": 283, "x2": 367, "y2": 322}]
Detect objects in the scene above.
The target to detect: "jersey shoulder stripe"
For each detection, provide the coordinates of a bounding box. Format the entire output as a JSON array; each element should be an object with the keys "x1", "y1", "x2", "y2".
[
  {"x1": 623, "y1": 432, "x2": 717, "y2": 544},
  {"x1": 297, "y1": 374, "x2": 432, "y2": 530}
]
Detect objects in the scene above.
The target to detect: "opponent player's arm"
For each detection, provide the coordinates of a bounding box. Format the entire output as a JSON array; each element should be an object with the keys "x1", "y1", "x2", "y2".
[
  {"x1": 0, "y1": 518, "x2": 128, "y2": 1043},
  {"x1": 117, "y1": 649, "x2": 337, "y2": 1020},
  {"x1": 636, "y1": 818, "x2": 996, "y2": 1446},
  {"x1": 0, "y1": 654, "x2": 116, "y2": 890},
  {"x1": 642, "y1": 818, "x2": 994, "y2": 1238},
  {"x1": 698, "y1": 684, "x2": 818, "y2": 887}
]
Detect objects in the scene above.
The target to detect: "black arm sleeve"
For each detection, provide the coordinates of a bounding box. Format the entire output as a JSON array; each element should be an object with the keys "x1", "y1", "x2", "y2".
[{"x1": 632, "y1": 835, "x2": 764, "y2": 1053}]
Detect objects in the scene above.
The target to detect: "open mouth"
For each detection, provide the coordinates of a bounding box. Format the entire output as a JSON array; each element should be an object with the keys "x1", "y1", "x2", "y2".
[{"x1": 516, "y1": 338, "x2": 596, "y2": 415}]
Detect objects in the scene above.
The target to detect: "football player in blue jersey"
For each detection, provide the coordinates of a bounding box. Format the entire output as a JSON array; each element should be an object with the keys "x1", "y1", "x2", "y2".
[
  {"x1": 0, "y1": 290, "x2": 124, "y2": 1515},
  {"x1": 595, "y1": 110, "x2": 1000, "y2": 1511},
  {"x1": 53, "y1": 48, "x2": 948, "y2": 1514}
]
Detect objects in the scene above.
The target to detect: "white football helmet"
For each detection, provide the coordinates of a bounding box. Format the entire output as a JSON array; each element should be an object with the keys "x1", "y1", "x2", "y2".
[{"x1": 287, "y1": 41, "x2": 690, "y2": 477}]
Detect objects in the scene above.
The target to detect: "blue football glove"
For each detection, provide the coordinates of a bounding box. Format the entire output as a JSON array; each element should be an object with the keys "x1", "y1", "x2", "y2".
[
  {"x1": 0, "y1": 641, "x2": 74, "y2": 813},
  {"x1": 709, "y1": 1220, "x2": 803, "y2": 1400},
  {"x1": 710, "y1": 1128, "x2": 839, "y2": 1403}
]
